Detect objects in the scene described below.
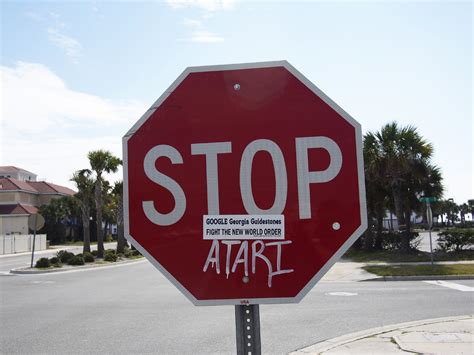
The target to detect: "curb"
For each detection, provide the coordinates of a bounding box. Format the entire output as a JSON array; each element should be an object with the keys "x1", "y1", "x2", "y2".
[
  {"x1": 10, "y1": 258, "x2": 146, "y2": 275},
  {"x1": 290, "y1": 315, "x2": 473, "y2": 354},
  {"x1": 365, "y1": 275, "x2": 474, "y2": 281}
]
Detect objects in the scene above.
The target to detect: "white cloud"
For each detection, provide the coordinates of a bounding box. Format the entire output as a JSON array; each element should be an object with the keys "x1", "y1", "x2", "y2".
[
  {"x1": 49, "y1": 11, "x2": 61, "y2": 19},
  {"x1": 1, "y1": 62, "x2": 145, "y2": 133},
  {"x1": 187, "y1": 30, "x2": 224, "y2": 42},
  {"x1": 47, "y1": 28, "x2": 83, "y2": 62},
  {"x1": 181, "y1": 18, "x2": 203, "y2": 28},
  {"x1": 0, "y1": 62, "x2": 147, "y2": 187},
  {"x1": 4, "y1": 135, "x2": 124, "y2": 190},
  {"x1": 166, "y1": 0, "x2": 235, "y2": 11},
  {"x1": 25, "y1": 11, "x2": 43, "y2": 21}
]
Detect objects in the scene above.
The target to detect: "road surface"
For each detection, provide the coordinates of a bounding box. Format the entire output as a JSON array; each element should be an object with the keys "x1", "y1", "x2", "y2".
[{"x1": 1, "y1": 259, "x2": 472, "y2": 354}]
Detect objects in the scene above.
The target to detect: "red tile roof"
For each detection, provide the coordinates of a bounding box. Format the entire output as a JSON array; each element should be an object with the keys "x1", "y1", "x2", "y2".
[
  {"x1": 0, "y1": 178, "x2": 38, "y2": 192},
  {"x1": 0, "y1": 178, "x2": 75, "y2": 195},
  {"x1": 28, "y1": 181, "x2": 75, "y2": 195},
  {"x1": 0, "y1": 203, "x2": 38, "y2": 215}
]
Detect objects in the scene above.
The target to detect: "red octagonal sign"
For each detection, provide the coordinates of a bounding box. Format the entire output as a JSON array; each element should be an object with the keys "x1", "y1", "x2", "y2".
[{"x1": 123, "y1": 61, "x2": 367, "y2": 305}]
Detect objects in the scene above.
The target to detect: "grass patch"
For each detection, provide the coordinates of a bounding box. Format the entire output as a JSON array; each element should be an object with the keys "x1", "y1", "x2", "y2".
[
  {"x1": 363, "y1": 264, "x2": 474, "y2": 277},
  {"x1": 343, "y1": 249, "x2": 474, "y2": 263}
]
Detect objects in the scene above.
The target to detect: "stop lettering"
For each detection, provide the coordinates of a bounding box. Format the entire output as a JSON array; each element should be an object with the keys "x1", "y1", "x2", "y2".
[{"x1": 142, "y1": 136, "x2": 342, "y2": 226}]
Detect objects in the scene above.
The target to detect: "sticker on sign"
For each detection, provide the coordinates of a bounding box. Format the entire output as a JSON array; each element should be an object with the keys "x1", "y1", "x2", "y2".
[{"x1": 203, "y1": 215, "x2": 284, "y2": 240}]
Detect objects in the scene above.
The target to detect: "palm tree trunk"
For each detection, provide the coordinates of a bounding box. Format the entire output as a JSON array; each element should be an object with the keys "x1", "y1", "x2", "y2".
[
  {"x1": 117, "y1": 223, "x2": 126, "y2": 253},
  {"x1": 363, "y1": 216, "x2": 374, "y2": 251},
  {"x1": 104, "y1": 220, "x2": 109, "y2": 242},
  {"x1": 392, "y1": 185, "x2": 404, "y2": 231},
  {"x1": 402, "y1": 206, "x2": 412, "y2": 253},
  {"x1": 95, "y1": 179, "x2": 104, "y2": 258},
  {"x1": 374, "y1": 206, "x2": 384, "y2": 250},
  {"x1": 115, "y1": 196, "x2": 127, "y2": 253},
  {"x1": 82, "y1": 207, "x2": 91, "y2": 254}
]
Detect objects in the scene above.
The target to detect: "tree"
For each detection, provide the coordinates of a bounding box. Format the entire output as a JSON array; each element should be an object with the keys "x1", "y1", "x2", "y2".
[
  {"x1": 365, "y1": 122, "x2": 443, "y2": 252},
  {"x1": 468, "y1": 200, "x2": 474, "y2": 217},
  {"x1": 39, "y1": 196, "x2": 80, "y2": 245},
  {"x1": 444, "y1": 199, "x2": 459, "y2": 226},
  {"x1": 459, "y1": 203, "x2": 469, "y2": 226},
  {"x1": 363, "y1": 132, "x2": 391, "y2": 250},
  {"x1": 71, "y1": 169, "x2": 95, "y2": 253},
  {"x1": 88, "y1": 150, "x2": 122, "y2": 258},
  {"x1": 109, "y1": 181, "x2": 127, "y2": 253},
  {"x1": 432, "y1": 199, "x2": 448, "y2": 226},
  {"x1": 101, "y1": 180, "x2": 114, "y2": 240}
]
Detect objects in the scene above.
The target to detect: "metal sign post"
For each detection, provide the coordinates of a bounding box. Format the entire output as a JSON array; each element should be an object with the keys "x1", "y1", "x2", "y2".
[
  {"x1": 30, "y1": 214, "x2": 38, "y2": 268},
  {"x1": 28, "y1": 213, "x2": 45, "y2": 268},
  {"x1": 426, "y1": 202, "x2": 434, "y2": 266},
  {"x1": 235, "y1": 305, "x2": 261, "y2": 355}
]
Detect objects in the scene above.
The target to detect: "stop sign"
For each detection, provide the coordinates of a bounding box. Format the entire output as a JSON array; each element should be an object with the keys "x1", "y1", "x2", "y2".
[{"x1": 123, "y1": 61, "x2": 367, "y2": 305}]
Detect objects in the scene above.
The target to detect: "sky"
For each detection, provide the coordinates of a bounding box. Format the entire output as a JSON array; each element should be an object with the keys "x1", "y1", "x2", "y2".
[{"x1": 0, "y1": 0, "x2": 472, "y2": 204}]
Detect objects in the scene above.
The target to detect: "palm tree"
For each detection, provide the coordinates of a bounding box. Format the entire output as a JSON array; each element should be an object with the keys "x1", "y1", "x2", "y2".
[
  {"x1": 101, "y1": 180, "x2": 114, "y2": 240},
  {"x1": 71, "y1": 169, "x2": 95, "y2": 253},
  {"x1": 367, "y1": 122, "x2": 443, "y2": 252},
  {"x1": 88, "y1": 150, "x2": 122, "y2": 258},
  {"x1": 110, "y1": 181, "x2": 127, "y2": 253},
  {"x1": 459, "y1": 203, "x2": 470, "y2": 226},
  {"x1": 363, "y1": 132, "x2": 391, "y2": 250},
  {"x1": 38, "y1": 196, "x2": 80, "y2": 245}
]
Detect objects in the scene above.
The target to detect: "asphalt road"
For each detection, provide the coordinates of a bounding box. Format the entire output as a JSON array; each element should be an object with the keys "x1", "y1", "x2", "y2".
[{"x1": 1, "y1": 260, "x2": 472, "y2": 354}]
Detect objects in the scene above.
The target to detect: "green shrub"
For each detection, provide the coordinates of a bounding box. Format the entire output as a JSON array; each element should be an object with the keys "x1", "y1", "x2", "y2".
[
  {"x1": 105, "y1": 234, "x2": 114, "y2": 242},
  {"x1": 83, "y1": 252, "x2": 95, "y2": 263},
  {"x1": 35, "y1": 258, "x2": 51, "y2": 268},
  {"x1": 104, "y1": 253, "x2": 117, "y2": 262},
  {"x1": 437, "y1": 229, "x2": 474, "y2": 252},
  {"x1": 35, "y1": 257, "x2": 51, "y2": 268},
  {"x1": 68, "y1": 255, "x2": 85, "y2": 266},
  {"x1": 381, "y1": 231, "x2": 420, "y2": 251},
  {"x1": 57, "y1": 250, "x2": 74, "y2": 263},
  {"x1": 104, "y1": 249, "x2": 117, "y2": 262},
  {"x1": 132, "y1": 249, "x2": 141, "y2": 257},
  {"x1": 49, "y1": 256, "x2": 60, "y2": 264},
  {"x1": 91, "y1": 250, "x2": 98, "y2": 257},
  {"x1": 123, "y1": 247, "x2": 133, "y2": 258}
]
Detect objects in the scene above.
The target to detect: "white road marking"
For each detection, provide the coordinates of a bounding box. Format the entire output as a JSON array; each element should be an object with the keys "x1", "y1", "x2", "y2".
[
  {"x1": 424, "y1": 280, "x2": 474, "y2": 292},
  {"x1": 325, "y1": 292, "x2": 358, "y2": 296}
]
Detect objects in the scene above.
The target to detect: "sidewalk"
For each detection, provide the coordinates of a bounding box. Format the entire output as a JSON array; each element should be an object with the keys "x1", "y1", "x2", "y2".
[{"x1": 291, "y1": 315, "x2": 473, "y2": 354}]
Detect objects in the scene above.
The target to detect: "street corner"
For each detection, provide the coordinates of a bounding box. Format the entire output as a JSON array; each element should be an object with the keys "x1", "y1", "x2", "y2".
[
  {"x1": 290, "y1": 315, "x2": 473, "y2": 355},
  {"x1": 10, "y1": 257, "x2": 146, "y2": 275}
]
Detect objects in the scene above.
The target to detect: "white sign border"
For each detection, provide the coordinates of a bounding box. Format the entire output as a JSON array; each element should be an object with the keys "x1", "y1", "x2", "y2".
[{"x1": 123, "y1": 60, "x2": 367, "y2": 306}]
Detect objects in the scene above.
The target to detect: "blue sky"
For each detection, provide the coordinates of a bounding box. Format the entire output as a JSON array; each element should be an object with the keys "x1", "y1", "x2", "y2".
[{"x1": 1, "y1": 0, "x2": 472, "y2": 204}]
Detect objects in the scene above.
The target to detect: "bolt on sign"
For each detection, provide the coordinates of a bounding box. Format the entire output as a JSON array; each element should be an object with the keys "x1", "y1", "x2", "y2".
[{"x1": 123, "y1": 61, "x2": 367, "y2": 306}]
